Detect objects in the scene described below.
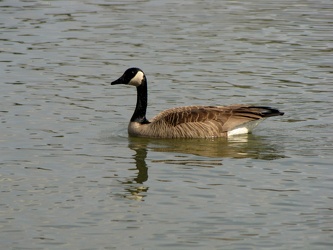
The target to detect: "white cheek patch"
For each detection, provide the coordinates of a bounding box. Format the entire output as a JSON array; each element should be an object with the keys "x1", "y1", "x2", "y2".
[{"x1": 129, "y1": 71, "x2": 144, "y2": 87}]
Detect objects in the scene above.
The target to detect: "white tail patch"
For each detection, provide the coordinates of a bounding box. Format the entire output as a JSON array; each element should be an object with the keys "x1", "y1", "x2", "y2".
[
  {"x1": 227, "y1": 127, "x2": 249, "y2": 136},
  {"x1": 129, "y1": 71, "x2": 144, "y2": 87},
  {"x1": 227, "y1": 119, "x2": 264, "y2": 137}
]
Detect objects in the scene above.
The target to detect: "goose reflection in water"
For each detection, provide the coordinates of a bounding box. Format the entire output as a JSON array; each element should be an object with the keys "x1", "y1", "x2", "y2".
[
  {"x1": 129, "y1": 134, "x2": 285, "y2": 160},
  {"x1": 123, "y1": 135, "x2": 285, "y2": 200},
  {"x1": 120, "y1": 144, "x2": 149, "y2": 201}
]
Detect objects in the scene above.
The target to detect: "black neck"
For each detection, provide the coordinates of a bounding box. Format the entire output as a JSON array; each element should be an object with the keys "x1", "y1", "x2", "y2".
[{"x1": 130, "y1": 76, "x2": 150, "y2": 124}]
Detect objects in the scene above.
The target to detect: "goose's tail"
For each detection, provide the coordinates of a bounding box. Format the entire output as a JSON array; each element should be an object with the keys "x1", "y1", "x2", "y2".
[{"x1": 249, "y1": 106, "x2": 284, "y2": 118}]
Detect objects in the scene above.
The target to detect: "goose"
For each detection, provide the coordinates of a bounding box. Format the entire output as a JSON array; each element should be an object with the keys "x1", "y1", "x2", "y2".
[{"x1": 111, "y1": 67, "x2": 284, "y2": 138}]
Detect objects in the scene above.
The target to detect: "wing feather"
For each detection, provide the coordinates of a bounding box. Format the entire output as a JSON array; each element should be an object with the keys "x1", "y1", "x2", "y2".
[{"x1": 151, "y1": 105, "x2": 265, "y2": 128}]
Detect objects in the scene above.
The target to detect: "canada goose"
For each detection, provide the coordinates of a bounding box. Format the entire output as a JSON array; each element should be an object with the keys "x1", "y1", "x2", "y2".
[{"x1": 111, "y1": 68, "x2": 284, "y2": 138}]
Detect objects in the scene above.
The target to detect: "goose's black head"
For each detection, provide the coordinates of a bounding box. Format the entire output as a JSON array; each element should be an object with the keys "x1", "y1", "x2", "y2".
[{"x1": 111, "y1": 68, "x2": 145, "y2": 87}]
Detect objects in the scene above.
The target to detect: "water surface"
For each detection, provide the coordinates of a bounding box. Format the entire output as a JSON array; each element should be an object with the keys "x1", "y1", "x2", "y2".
[{"x1": 1, "y1": 0, "x2": 332, "y2": 249}]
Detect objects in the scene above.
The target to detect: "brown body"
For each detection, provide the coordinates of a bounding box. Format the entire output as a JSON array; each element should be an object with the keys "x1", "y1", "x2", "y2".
[{"x1": 128, "y1": 105, "x2": 280, "y2": 138}]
